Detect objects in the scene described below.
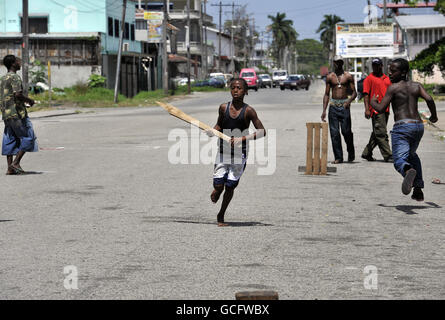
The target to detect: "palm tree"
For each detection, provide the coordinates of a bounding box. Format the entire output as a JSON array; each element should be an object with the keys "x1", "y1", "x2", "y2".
[
  {"x1": 317, "y1": 14, "x2": 344, "y2": 52},
  {"x1": 267, "y1": 12, "x2": 298, "y2": 69},
  {"x1": 317, "y1": 14, "x2": 344, "y2": 67}
]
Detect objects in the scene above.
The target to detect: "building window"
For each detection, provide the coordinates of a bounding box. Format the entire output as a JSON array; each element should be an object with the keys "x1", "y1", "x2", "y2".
[
  {"x1": 114, "y1": 19, "x2": 120, "y2": 38},
  {"x1": 131, "y1": 24, "x2": 135, "y2": 41},
  {"x1": 124, "y1": 22, "x2": 130, "y2": 40},
  {"x1": 136, "y1": 20, "x2": 146, "y2": 30},
  {"x1": 21, "y1": 17, "x2": 48, "y2": 34},
  {"x1": 413, "y1": 29, "x2": 418, "y2": 44},
  {"x1": 428, "y1": 29, "x2": 433, "y2": 43},
  {"x1": 108, "y1": 17, "x2": 113, "y2": 36},
  {"x1": 439, "y1": 29, "x2": 444, "y2": 39}
]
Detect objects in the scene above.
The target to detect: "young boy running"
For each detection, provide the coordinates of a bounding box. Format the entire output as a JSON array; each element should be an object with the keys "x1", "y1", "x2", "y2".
[
  {"x1": 207, "y1": 78, "x2": 266, "y2": 226},
  {"x1": 370, "y1": 58, "x2": 438, "y2": 201}
]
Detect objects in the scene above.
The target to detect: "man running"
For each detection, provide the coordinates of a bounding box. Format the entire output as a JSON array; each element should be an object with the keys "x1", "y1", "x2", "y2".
[
  {"x1": 1, "y1": 55, "x2": 38, "y2": 175},
  {"x1": 207, "y1": 78, "x2": 266, "y2": 226},
  {"x1": 370, "y1": 58, "x2": 438, "y2": 201},
  {"x1": 361, "y1": 58, "x2": 393, "y2": 162},
  {"x1": 321, "y1": 56, "x2": 357, "y2": 164}
]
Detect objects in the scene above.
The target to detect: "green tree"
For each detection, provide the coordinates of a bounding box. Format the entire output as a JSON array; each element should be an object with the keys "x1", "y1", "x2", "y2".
[
  {"x1": 295, "y1": 39, "x2": 329, "y2": 75},
  {"x1": 316, "y1": 14, "x2": 344, "y2": 53},
  {"x1": 267, "y1": 12, "x2": 298, "y2": 69},
  {"x1": 411, "y1": 37, "x2": 445, "y2": 76}
]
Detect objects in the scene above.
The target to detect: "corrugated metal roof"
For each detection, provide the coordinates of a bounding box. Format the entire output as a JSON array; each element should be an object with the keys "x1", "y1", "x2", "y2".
[{"x1": 395, "y1": 14, "x2": 445, "y2": 29}]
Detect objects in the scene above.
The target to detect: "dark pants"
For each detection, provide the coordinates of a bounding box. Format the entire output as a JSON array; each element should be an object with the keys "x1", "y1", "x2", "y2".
[
  {"x1": 391, "y1": 122, "x2": 424, "y2": 189},
  {"x1": 328, "y1": 105, "x2": 355, "y2": 161},
  {"x1": 362, "y1": 112, "x2": 392, "y2": 159}
]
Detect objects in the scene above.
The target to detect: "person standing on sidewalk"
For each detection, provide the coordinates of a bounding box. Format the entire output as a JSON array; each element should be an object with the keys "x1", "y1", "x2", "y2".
[
  {"x1": 370, "y1": 58, "x2": 438, "y2": 201},
  {"x1": 0, "y1": 55, "x2": 38, "y2": 175},
  {"x1": 361, "y1": 58, "x2": 393, "y2": 162},
  {"x1": 321, "y1": 56, "x2": 357, "y2": 164}
]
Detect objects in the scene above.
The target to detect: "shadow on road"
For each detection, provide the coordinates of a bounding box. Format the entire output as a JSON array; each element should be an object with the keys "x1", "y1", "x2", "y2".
[
  {"x1": 173, "y1": 220, "x2": 273, "y2": 227},
  {"x1": 378, "y1": 202, "x2": 441, "y2": 215},
  {"x1": 0, "y1": 220, "x2": 14, "y2": 223}
]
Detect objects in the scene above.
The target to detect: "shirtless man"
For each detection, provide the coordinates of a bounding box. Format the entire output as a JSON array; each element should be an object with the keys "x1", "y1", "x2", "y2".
[
  {"x1": 370, "y1": 58, "x2": 438, "y2": 201},
  {"x1": 207, "y1": 78, "x2": 266, "y2": 226},
  {"x1": 321, "y1": 56, "x2": 357, "y2": 164}
]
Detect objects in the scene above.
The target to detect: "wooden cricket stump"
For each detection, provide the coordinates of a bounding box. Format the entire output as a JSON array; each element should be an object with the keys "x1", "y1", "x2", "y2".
[
  {"x1": 235, "y1": 291, "x2": 279, "y2": 300},
  {"x1": 302, "y1": 122, "x2": 330, "y2": 175}
]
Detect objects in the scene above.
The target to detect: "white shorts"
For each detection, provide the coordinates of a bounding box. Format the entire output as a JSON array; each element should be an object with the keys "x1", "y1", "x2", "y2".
[{"x1": 213, "y1": 153, "x2": 247, "y2": 188}]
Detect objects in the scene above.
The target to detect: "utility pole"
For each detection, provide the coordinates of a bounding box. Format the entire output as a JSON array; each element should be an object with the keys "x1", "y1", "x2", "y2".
[
  {"x1": 383, "y1": 0, "x2": 388, "y2": 74},
  {"x1": 203, "y1": 0, "x2": 208, "y2": 77},
  {"x1": 114, "y1": 0, "x2": 127, "y2": 103},
  {"x1": 211, "y1": 2, "x2": 235, "y2": 72},
  {"x1": 186, "y1": 0, "x2": 191, "y2": 94},
  {"x1": 199, "y1": 0, "x2": 204, "y2": 80},
  {"x1": 162, "y1": 0, "x2": 168, "y2": 94},
  {"x1": 22, "y1": 0, "x2": 29, "y2": 96},
  {"x1": 218, "y1": 1, "x2": 222, "y2": 72}
]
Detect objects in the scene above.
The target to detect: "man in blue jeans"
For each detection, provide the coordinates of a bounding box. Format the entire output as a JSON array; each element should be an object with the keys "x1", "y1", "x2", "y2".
[
  {"x1": 370, "y1": 58, "x2": 438, "y2": 201},
  {"x1": 321, "y1": 56, "x2": 357, "y2": 163}
]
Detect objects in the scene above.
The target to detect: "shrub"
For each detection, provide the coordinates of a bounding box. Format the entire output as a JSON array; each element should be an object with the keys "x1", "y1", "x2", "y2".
[{"x1": 88, "y1": 74, "x2": 106, "y2": 88}]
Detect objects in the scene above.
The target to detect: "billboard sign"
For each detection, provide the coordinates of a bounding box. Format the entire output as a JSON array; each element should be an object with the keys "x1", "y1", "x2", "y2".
[
  {"x1": 145, "y1": 11, "x2": 164, "y2": 43},
  {"x1": 336, "y1": 23, "x2": 394, "y2": 58}
]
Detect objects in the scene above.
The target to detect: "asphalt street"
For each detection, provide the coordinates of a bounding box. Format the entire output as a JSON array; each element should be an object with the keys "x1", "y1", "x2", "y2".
[{"x1": 1, "y1": 80, "x2": 444, "y2": 299}]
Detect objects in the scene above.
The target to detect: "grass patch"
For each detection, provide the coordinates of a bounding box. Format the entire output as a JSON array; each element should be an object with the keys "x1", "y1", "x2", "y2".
[{"x1": 29, "y1": 84, "x2": 227, "y2": 110}]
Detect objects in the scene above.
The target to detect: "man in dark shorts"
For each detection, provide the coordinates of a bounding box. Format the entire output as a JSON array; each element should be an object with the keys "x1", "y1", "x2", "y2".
[
  {"x1": 0, "y1": 55, "x2": 38, "y2": 175},
  {"x1": 207, "y1": 78, "x2": 266, "y2": 226},
  {"x1": 361, "y1": 58, "x2": 393, "y2": 162},
  {"x1": 370, "y1": 58, "x2": 438, "y2": 201},
  {"x1": 321, "y1": 56, "x2": 357, "y2": 164}
]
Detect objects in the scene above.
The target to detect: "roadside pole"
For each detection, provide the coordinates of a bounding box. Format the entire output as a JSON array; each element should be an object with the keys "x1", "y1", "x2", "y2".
[
  {"x1": 162, "y1": 0, "x2": 168, "y2": 94},
  {"x1": 383, "y1": 0, "x2": 388, "y2": 74},
  {"x1": 114, "y1": 0, "x2": 127, "y2": 103},
  {"x1": 48, "y1": 61, "x2": 52, "y2": 108},
  {"x1": 187, "y1": 0, "x2": 191, "y2": 94},
  {"x1": 22, "y1": 0, "x2": 29, "y2": 96}
]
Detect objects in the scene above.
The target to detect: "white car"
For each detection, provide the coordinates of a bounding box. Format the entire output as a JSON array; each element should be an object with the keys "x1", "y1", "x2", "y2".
[
  {"x1": 178, "y1": 78, "x2": 195, "y2": 86},
  {"x1": 272, "y1": 70, "x2": 288, "y2": 88}
]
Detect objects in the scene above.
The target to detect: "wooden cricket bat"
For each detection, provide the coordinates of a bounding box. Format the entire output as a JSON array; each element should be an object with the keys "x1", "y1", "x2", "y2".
[{"x1": 156, "y1": 101, "x2": 231, "y2": 142}]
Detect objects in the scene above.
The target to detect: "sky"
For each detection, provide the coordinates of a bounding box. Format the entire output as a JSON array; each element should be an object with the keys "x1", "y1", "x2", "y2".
[{"x1": 205, "y1": 0, "x2": 436, "y2": 43}]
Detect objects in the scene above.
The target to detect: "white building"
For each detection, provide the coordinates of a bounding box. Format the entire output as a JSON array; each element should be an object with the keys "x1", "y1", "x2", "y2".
[
  {"x1": 394, "y1": 14, "x2": 445, "y2": 60},
  {"x1": 394, "y1": 14, "x2": 445, "y2": 84}
]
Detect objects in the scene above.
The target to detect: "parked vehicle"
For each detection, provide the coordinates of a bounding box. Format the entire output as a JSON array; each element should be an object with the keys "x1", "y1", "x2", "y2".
[
  {"x1": 258, "y1": 74, "x2": 272, "y2": 88},
  {"x1": 177, "y1": 77, "x2": 195, "y2": 86},
  {"x1": 240, "y1": 68, "x2": 259, "y2": 91},
  {"x1": 209, "y1": 77, "x2": 226, "y2": 88},
  {"x1": 272, "y1": 70, "x2": 288, "y2": 88},
  {"x1": 296, "y1": 74, "x2": 311, "y2": 90},
  {"x1": 192, "y1": 76, "x2": 225, "y2": 88},
  {"x1": 280, "y1": 75, "x2": 300, "y2": 90}
]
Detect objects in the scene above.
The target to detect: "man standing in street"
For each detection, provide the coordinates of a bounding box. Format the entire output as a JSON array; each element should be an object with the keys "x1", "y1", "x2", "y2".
[
  {"x1": 1, "y1": 55, "x2": 38, "y2": 175},
  {"x1": 321, "y1": 56, "x2": 357, "y2": 164},
  {"x1": 361, "y1": 58, "x2": 393, "y2": 162}
]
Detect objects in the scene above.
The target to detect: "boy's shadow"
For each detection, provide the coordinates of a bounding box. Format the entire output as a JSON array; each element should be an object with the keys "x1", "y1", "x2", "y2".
[
  {"x1": 378, "y1": 202, "x2": 441, "y2": 215},
  {"x1": 174, "y1": 220, "x2": 273, "y2": 227}
]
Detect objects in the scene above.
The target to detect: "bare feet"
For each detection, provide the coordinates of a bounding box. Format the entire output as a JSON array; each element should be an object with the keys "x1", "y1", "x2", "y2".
[
  {"x1": 217, "y1": 222, "x2": 229, "y2": 227},
  {"x1": 8, "y1": 164, "x2": 25, "y2": 174},
  {"x1": 211, "y1": 189, "x2": 222, "y2": 203},
  {"x1": 331, "y1": 159, "x2": 343, "y2": 164},
  {"x1": 6, "y1": 169, "x2": 16, "y2": 175}
]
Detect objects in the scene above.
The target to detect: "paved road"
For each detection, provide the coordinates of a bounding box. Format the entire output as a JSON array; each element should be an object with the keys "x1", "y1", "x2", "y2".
[{"x1": 1, "y1": 81, "x2": 444, "y2": 299}]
